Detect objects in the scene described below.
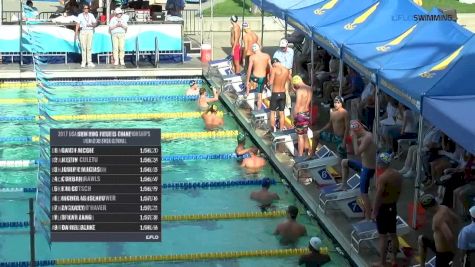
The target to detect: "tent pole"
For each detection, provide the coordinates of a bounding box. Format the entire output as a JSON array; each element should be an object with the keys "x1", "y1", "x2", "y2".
[
  {"x1": 260, "y1": 4, "x2": 264, "y2": 46},
  {"x1": 310, "y1": 41, "x2": 314, "y2": 124},
  {"x1": 106, "y1": 0, "x2": 110, "y2": 25},
  {"x1": 284, "y1": 21, "x2": 287, "y2": 38},
  {"x1": 338, "y1": 58, "x2": 343, "y2": 96},
  {"x1": 211, "y1": 0, "x2": 214, "y2": 60},
  {"x1": 0, "y1": 0, "x2": 3, "y2": 26},
  {"x1": 412, "y1": 115, "x2": 424, "y2": 229},
  {"x1": 374, "y1": 80, "x2": 380, "y2": 144},
  {"x1": 199, "y1": 0, "x2": 203, "y2": 45}
]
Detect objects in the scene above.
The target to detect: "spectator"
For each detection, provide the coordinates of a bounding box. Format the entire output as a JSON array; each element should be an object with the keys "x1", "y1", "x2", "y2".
[
  {"x1": 65, "y1": 0, "x2": 80, "y2": 16},
  {"x1": 24, "y1": 0, "x2": 39, "y2": 19},
  {"x1": 437, "y1": 153, "x2": 474, "y2": 207},
  {"x1": 298, "y1": 237, "x2": 331, "y2": 266},
  {"x1": 75, "y1": 4, "x2": 97, "y2": 68},
  {"x1": 165, "y1": 0, "x2": 185, "y2": 17},
  {"x1": 321, "y1": 65, "x2": 348, "y2": 108},
  {"x1": 457, "y1": 206, "x2": 475, "y2": 267},
  {"x1": 330, "y1": 67, "x2": 365, "y2": 103},
  {"x1": 109, "y1": 7, "x2": 128, "y2": 66},
  {"x1": 388, "y1": 103, "x2": 417, "y2": 154},
  {"x1": 315, "y1": 55, "x2": 338, "y2": 94}
]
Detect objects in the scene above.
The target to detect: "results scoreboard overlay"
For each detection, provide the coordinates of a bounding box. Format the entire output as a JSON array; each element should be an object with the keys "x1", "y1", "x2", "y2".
[{"x1": 50, "y1": 129, "x2": 161, "y2": 242}]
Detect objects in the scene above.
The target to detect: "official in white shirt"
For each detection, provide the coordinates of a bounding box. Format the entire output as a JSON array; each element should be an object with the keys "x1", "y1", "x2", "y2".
[
  {"x1": 109, "y1": 7, "x2": 128, "y2": 66},
  {"x1": 75, "y1": 4, "x2": 97, "y2": 68}
]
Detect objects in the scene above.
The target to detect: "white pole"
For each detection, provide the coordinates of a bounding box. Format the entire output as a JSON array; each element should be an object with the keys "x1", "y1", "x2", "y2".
[
  {"x1": 412, "y1": 115, "x2": 424, "y2": 229},
  {"x1": 0, "y1": 0, "x2": 3, "y2": 26},
  {"x1": 211, "y1": 0, "x2": 214, "y2": 60},
  {"x1": 199, "y1": 0, "x2": 203, "y2": 45},
  {"x1": 106, "y1": 0, "x2": 110, "y2": 25}
]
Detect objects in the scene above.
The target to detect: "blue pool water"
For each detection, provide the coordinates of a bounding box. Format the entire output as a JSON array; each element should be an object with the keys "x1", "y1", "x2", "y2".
[{"x1": 0, "y1": 80, "x2": 349, "y2": 266}]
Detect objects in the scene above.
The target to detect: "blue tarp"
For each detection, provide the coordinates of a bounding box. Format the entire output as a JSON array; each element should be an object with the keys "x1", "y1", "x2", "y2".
[
  {"x1": 378, "y1": 35, "x2": 475, "y2": 111},
  {"x1": 250, "y1": 0, "x2": 323, "y2": 20},
  {"x1": 286, "y1": 0, "x2": 377, "y2": 36},
  {"x1": 423, "y1": 96, "x2": 475, "y2": 154},
  {"x1": 313, "y1": 0, "x2": 426, "y2": 57},
  {"x1": 343, "y1": 8, "x2": 472, "y2": 80}
]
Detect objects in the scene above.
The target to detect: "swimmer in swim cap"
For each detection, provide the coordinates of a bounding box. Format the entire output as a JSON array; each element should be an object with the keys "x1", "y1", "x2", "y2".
[
  {"x1": 201, "y1": 104, "x2": 224, "y2": 130},
  {"x1": 235, "y1": 132, "x2": 258, "y2": 160},
  {"x1": 292, "y1": 75, "x2": 303, "y2": 86},
  {"x1": 185, "y1": 80, "x2": 199, "y2": 96},
  {"x1": 250, "y1": 177, "x2": 280, "y2": 212}
]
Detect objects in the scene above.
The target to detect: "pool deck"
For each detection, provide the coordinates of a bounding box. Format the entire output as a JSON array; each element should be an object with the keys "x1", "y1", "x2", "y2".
[
  {"x1": 0, "y1": 58, "x2": 203, "y2": 80},
  {"x1": 205, "y1": 69, "x2": 436, "y2": 267}
]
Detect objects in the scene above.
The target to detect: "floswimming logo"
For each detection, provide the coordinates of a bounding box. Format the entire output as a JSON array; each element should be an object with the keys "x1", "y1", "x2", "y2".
[
  {"x1": 376, "y1": 25, "x2": 417, "y2": 52},
  {"x1": 392, "y1": 14, "x2": 455, "y2": 21},
  {"x1": 344, "y1": 2, "x2": 380, "y2": 30},
  {"x1": 314, "y1": 0, "x2": 338, "y2": 15},
  {"x1": 419, "y1": 46, "x2": 463, "y2": 78}
]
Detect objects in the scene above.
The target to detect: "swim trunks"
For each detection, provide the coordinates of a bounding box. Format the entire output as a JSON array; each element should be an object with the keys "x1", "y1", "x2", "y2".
[
  {"x1": 376, "y1": 203, "x2": 397, "y2": 234},
  {"x1": 348, "y1": 159, "x2": 375, "y2": 194},
  {"x1": 294, "y1": 111, "x2": 310, "y2": 135},
  {"x1": 421, "y1": 236, "x2": 455, "y2": 267},
  {"x1": 233, "y1": 44, "x2": 241, "y2": 63},
  {"x1": 250, "y1": 74, "x2": 266, "y2": 94},
  {"x1": 270, "y1": 92, "x2": 285, "y2": 111},
  {"x1": 319, "y1": 131, "x2": 351, "y2": 158}
]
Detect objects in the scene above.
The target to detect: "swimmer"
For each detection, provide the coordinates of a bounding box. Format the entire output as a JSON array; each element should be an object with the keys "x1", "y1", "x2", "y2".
[
  {"x1": 242, "y1": 21, "x2": 259, "y2": 71},
  {"x1": 201, "y1": 104, "x2": 224, "y2": 130},
  {"x1": 274, "y1": 205, "x2": 307, "y2": 245},
  {"x1": 235, "y1": 132, "x2": 258, "y2": 159},
  {"x1": 198, "y1": 87, "x2": 219, "y2": 110},
  {"x1": 246, "y1": 43, "x2": 271, "y2": 110},
  {"x1": 185, "y1": 80, "x2": 199, "y2": 96},
  {"x1": 292, "y1": 75, "x2": 312, "y2": 158},
  {"x1": 230, "y1": 15, "x2": 241, "y2": 74},
  {"x1": 418, "y1": 194, "x2": 460, "y2": 267},
  {"x1": 371, "y1": 153, "x2": 402, "y2": 267},
  {"x1": 241, "y1": 149, "x2": 266, "y2": 174},
  {"x1": 269, "y1": 58, "x2": 291, "y2": 132},
  {"x1": 339, "y1": 120, "x2": 377, "y2": 220},
  {"x1": 298, "y1": 237, "x2": 331, "y2": 266},
  {"x1": 250, "y1": 177, "x2": 280, "y2": 212}
]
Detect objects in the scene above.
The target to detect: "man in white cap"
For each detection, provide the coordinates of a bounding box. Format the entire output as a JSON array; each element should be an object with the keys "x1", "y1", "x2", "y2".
[
  {"x1": 109, "y1": 7, "x2": 128, "y2": 66},
  {"x1": 298, "y1": 237, "x2": 331, "y2": 266},
  {"x1": 273, "y1": 38, "x2": 294, "y2": 111},
  {"x1": 246, "y1": 43, "x2": 271, "y2": 110},
  {"x1": 458, "y1": 205, "x2": 475, "y2": 267},
  {"x1": 242, "y1": 21, "x2": 259, "y2": 71},
  {"x1": 229, "y1": 15, "x2": 241, "y2": 74}
]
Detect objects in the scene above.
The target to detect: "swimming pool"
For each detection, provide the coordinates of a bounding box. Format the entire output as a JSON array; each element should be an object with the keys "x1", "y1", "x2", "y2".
[{"x1": 0, "y1": 79, "x2": 349, "y2": 266}]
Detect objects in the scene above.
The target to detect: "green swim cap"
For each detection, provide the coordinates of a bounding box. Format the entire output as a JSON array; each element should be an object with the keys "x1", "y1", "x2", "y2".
[{"x1": 237, "y1": 132, "x2": 246, "y2": 143}]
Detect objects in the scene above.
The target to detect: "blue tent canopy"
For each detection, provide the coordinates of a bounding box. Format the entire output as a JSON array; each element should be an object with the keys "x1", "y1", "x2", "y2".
[
  {"x1": 423, "y1": 96, "x2": 475, "y2": 154},
  {"x1": 342, "y1": 9, "x2": 472, "y2": 79},
  {"x1": 312, "y1": 0, "x2": 426, "y2": 57},
  {"x1": 378, "y1": 35, "x2": 475, "y2": 111},
  {"x1": 250, "y1": 0, "x2": 322, "y2": 20},
  {"x1": 286, "y1": 0, "x2": 377, "y2": 36}
]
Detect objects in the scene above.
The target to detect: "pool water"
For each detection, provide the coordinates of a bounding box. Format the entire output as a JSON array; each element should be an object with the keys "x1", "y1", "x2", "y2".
[{"x1": 0, "y1": 80, "x2": 349, "y2": 266}]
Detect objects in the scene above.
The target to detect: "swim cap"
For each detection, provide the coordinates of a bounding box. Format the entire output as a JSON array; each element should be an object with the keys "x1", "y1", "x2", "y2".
[
  {"x1": 251, "y1": 43, "x2": 260, "y2": 52},
  {"x1": 261, "y1": 177, "x2": 271, "y2": 188},
  {"x1": 237, "y1": 132, "x2": 246, "y2": 143},
  {"x1": 271, "y1": 58, "x2": 280, "y2": 65},
  {"x1": 209, "y1": 104, "x2": 218, "y2": 112},
  {"x1": 309, "y1": 237, "x2": 323, "y2": 251},
  {"x1": 242, "y1": 21, "x2": 249, "y2": 29},
  {"x1": 470, "y1": 205, "x2": 475, "y2": 218},
  {"x1": 189, "y1": 80, "x2": 196, "y2": 86},
  {"x1": 292, "y1": 75, "x2": 303, "y2": 85},
  {"x1": 334, "y1": 95, "x2": 344, "y2": 104},
  {"x1": 279, "y1": 38, "x2": 288, "y2": 48},
  {"x1": 377, "y1": 152, "x2": 392, "y2": 166},
  {"x1": 350, "y1": 120, "x2": 364, "y2": 132},
  {"x1": 230, "y1": 15, "x2": 238, "y2": 22},
  {"x1": 419, "y1": 194, "x2": 437, "y2": 209}
]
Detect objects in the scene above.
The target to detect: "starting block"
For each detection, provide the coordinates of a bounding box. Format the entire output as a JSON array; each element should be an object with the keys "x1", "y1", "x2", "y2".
[
  {"x1": 271, "y1": 128, "x2": 314, "y2": 157},
  {"x1": 292, "y1": 145, "x2": 339, "y2": 186},
  {"x1": 350, "y1": 216, "x2": 410, "y2": 253},
  {"x1": 318, "y1": 174, "x2": 363, "y2": 218},
  {"x1": 207, "y1": 56, "x2": 232, "y2": 75}
]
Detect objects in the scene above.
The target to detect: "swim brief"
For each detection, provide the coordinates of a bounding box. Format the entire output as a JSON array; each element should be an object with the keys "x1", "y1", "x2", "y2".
[
  {"x1": 270, "y1": 92, "x2": 285, "y2": 111},
  {"x1": 294, "y1": 111, "x2": 310, "y2": 135},
  {"x1": 348, "y1": 159, "x2": 375, "y2": 194},
  {"x1": 250, "y1": 74, "x2": 266, "y2": 94},
  {"x1": 376, "y1": 203, "x2": 397, "y2": 234},
  {"x1": 421, "y1": 236, "x2": 455, "y2": 267},
  {"x1": 233, "y1": 44, "x2": 241, "y2": 63},
  {"x1": 319, "y1": 131, "x2": 351, "y2": 158}
]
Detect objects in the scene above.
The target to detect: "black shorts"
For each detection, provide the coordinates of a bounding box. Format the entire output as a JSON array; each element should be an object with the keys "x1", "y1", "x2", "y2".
[
  {"x1": 270, "y1": 92, "x2": 286, "y2": 111},
  {"x1": 376, "y1": 203, "x2": 397, "y2": 234},
  {"x1": 421, "y1": 236, "x2": 455, "y2": 266}
]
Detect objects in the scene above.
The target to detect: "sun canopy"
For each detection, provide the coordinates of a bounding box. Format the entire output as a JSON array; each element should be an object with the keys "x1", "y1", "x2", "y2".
[
  {"x1": 312, "y1": 0, "x2": 426, "y2": 57},
  {"x1": 378, "y1": 35, "x2": 475, "y2": 111},
  {"x1": 423, "y1": 96, "x2": 475, "y2": 154},
  {"x1": 251, "y1": 0, "x2": 323, "y2": 20},
  {"x1": 342, "y1": 9, "x2": 472, "y2": 79},
  {"x1": 286, "y1": 0, "x2": 377, "y2": 35}
]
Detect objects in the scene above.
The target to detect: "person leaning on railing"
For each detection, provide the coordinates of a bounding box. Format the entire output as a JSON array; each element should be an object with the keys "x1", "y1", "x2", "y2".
[{"x1": 109, "y1": 7, "x2": 128, "y2": 66}]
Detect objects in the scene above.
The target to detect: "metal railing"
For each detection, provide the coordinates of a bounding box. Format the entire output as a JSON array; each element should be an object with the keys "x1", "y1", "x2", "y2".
[
  {"x1": 182, "y1": 9, "x2": 199, "y2": 35},
  {"x1": 2, "y1": 11, "x2": 58, "y2": 23}
]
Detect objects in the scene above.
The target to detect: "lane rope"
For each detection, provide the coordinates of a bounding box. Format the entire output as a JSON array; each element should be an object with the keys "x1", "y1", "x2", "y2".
[{"x1": 0, "y1": 79, "x2": 202, "y2": 89}]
